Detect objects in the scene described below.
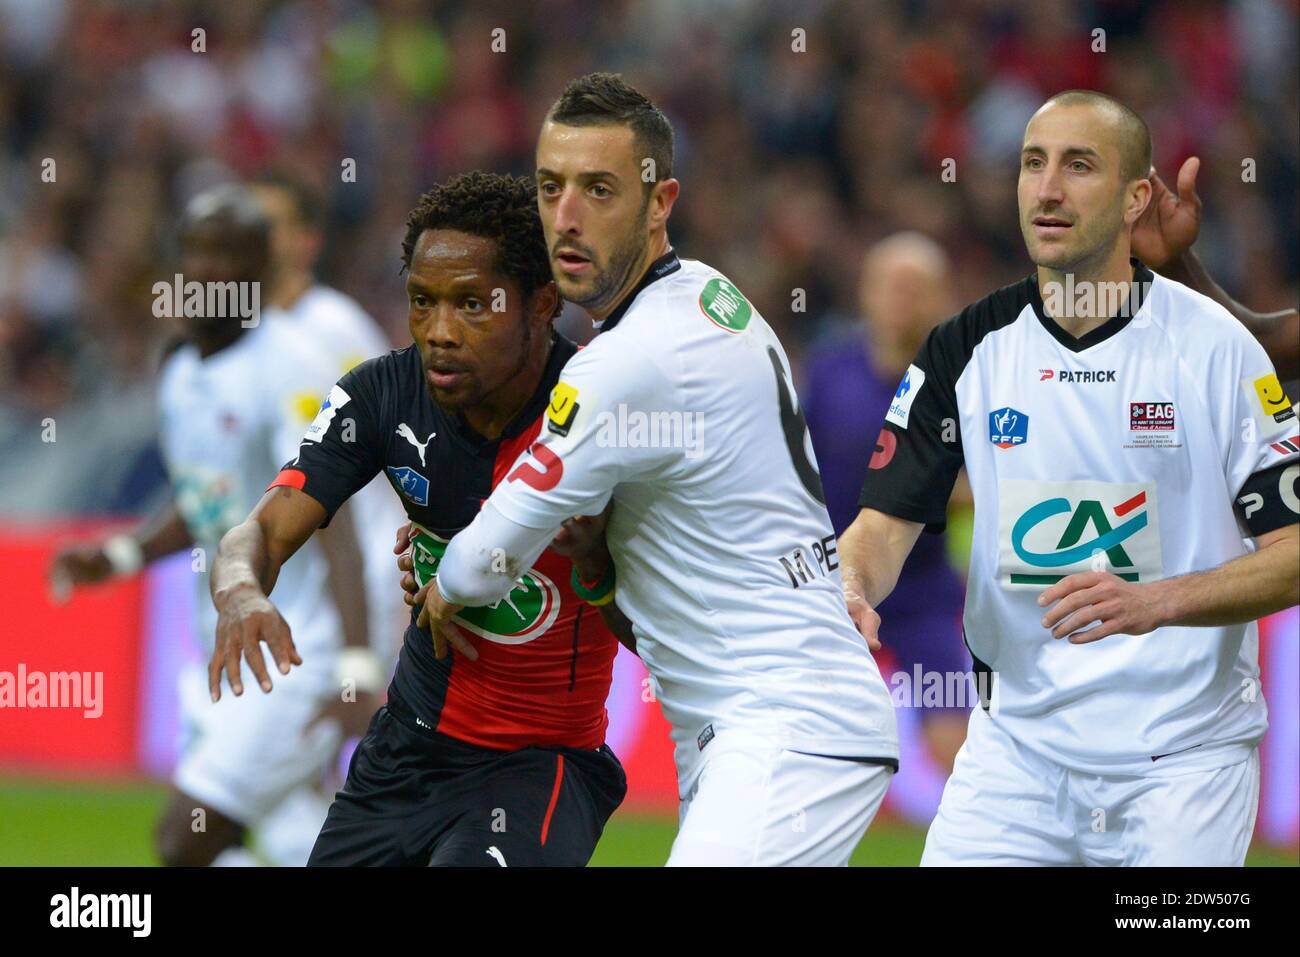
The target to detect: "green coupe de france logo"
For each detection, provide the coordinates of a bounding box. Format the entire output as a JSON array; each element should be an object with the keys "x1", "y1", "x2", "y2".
[
  {"x1": 409, "y1": 524, "x2": 560, "y2": 645},
  {"x1": 1000, "y1": 481, "x2": 1162, "y2": 587}
]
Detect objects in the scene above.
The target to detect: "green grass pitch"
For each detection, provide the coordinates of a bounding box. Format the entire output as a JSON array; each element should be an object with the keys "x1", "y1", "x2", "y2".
[{"x1": 0, "y1": 777, "x2": 1294, "y2": 867}]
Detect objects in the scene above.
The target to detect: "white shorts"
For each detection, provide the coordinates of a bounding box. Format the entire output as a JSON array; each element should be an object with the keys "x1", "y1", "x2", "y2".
[
  {"x1": 175, "y1": 656, "x2": 341, "y2": 827},
  {"x1": 922, "y1": 707, "x2": 1260, "y2": 867},
  {"x1": 666, "y1": 731, "x2": 894, "y2": 866}
]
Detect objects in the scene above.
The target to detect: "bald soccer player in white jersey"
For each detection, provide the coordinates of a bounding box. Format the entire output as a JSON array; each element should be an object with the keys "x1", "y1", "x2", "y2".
[
  {"x1": 400, "y1": 74, "x2": 900, "y2": 866},
  {"x1": 842, "y1": 91, "x2": 1299, "y2": 866}
]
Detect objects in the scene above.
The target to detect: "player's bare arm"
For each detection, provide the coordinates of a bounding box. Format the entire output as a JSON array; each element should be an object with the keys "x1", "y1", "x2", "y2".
[
  {"x1": 208, "y1": 485, "x2": 326, "y2": 700},
  {"x1": 316, "y1": 499, "x2": 369, "y2": 650},
  {"x1": 48, "y1": 497, "x2": 193, "y2": 598},
  {"x1": 1039, "y1": 522, "x2": 1299, "y2": 643},
  {"x1": 837, "y1": 507, "x2": 925, "y2": 650},
  {"x1": 1133, "y1": 156, "x2": 1299, "y2": 379}
]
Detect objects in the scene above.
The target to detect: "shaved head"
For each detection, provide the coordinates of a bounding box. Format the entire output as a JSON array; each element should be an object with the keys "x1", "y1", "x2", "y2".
[{"x1": 1037, "y1": 90, "x2": 1152, "y2": 183}]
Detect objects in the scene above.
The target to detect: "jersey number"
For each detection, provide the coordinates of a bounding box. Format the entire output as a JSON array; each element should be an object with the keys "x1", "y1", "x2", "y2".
[{"x1": 767, "y1": 346, "x2": 825, "y2": 506}]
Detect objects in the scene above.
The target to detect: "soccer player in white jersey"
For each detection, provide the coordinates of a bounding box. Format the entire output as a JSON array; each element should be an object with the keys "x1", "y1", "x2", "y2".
[
  {"x1": 49, "y1": 186, "x2": 367, "y2": 866},
  {"x1": 246, "y1": 173, "x2": 406, "y2": 862},
  {"x1": 400, "y1": 73, "x2": 900, "y2": 866},
  {"x1": 252, "y1": 174, "x2": 406, "y2": 664},
  {"x1": 841, "y1": 90, "x2": 1299, "y2": 866}
]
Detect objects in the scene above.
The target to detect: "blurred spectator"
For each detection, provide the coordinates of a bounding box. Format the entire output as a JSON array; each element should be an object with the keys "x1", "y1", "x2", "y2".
[
  {"x1": 0, "y1": 0, "x2": 1295, "y2": 516},
  {"x1": 801, "y1": 232, "x2": 970, "y2": 772}
]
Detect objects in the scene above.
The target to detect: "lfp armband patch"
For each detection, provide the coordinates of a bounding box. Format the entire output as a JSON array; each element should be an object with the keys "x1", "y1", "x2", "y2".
[
  {"x1": 1236, "y1": 461, "x2": 1300, "y2": 536},
  {"x1": 547, "y1": 382, "x2": 580, "y2": 437}
]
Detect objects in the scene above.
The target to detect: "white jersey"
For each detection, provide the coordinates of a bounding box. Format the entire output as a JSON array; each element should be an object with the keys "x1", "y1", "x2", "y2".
[
  {"x1": 860, "y1": 263, "x2": 1299, "y2": 775},
  {"x1": 158, "y1": 319, "x2": 343, "y2": 656},
  {"x1": 265, "y1": 284, "x2": 406, "y2": 657},
  {"x1": 482, "y1": 252, "x2": 899, "y2": 791}
]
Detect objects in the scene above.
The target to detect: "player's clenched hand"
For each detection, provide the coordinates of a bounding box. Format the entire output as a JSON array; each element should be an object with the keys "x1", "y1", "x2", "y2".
[
  {"x1": 209, "y1": 584, "x2": 302, "y2": 700},
  {"x1": 393, "y1": 520, "x2": 414, "y2": 556},
  {"x1": 397, "y1": 548, "x2": 420, "y2": 605},
  {"x1": 549, "y1": 504, "x2": 613, "y2": 560},
  {"x1": 1130, "y1": 156, "x2": 1201, "y2": 268},
  {"x1": 843, "y1": 583, "x2": 882, "y2": 652},
  {"x1": 1037, "y1": 571, "x2": 1166, "y2": 644},
  {"x1": 412, "y1": 579, "x2": 477, "y2": 661}
]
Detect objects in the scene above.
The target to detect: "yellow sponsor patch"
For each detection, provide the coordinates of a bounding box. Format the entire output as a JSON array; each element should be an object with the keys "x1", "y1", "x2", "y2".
[
  {"x1": 1252, "y1": 373, "x2": 1293, "y2": 419},
  {"x1": 547, "y1": 382, "x2": 580, "y2": 436}
]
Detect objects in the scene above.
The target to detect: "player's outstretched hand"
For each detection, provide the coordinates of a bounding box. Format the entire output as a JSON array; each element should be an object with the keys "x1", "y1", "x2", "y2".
[
  {"x1": 48, "y1": 543, "x2": 113, "y2": 602},
  {"x1": 1130, "y1": 156, "x2": 1201, "y2": 269},
  {"x1": 1037, "y1": 571, "x2": 1164, "y2": 644},
  {"x1": 843, "y1": 584, "x2": 883, "y2": 652},
  {"x1": 412, "y1": 579, "x2": 477, "y2": 661},
  {"x1": 209, "y1": 585, "x2": 302, "y2": 700}
]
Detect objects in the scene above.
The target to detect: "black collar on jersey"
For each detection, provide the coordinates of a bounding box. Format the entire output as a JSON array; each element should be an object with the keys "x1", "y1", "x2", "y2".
[
  {"x1": 446, "y1": 331, "x2": 577, "y2": 447},
  {"x1": 1029, "y1": 259, "x2": 1153, "y2": 353},
  {"x1": 594, "y1": 247, "x2": 682, "y2": 333}
]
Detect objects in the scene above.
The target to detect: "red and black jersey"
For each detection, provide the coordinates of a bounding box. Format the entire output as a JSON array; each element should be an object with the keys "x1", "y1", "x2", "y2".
[{"x1": 270, "y1": 334, "x2": 619, "y2": 751}]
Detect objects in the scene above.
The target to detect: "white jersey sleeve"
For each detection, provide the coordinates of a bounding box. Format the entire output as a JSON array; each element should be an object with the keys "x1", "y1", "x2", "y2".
[
  {"x1": 1194, "y1": 302, "x2": 1298, "y2": 536},
  {"x1": 486, "y1": 337, "x2": 680, "y2": 529},
  {"x1": 436, "y1": 500, "x2": 554, "y2": 607}
]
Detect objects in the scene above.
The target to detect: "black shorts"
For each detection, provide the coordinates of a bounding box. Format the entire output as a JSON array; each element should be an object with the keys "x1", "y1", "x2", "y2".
[{"x1": 307, "y1": 697, "x2": 627, "y2": 867}]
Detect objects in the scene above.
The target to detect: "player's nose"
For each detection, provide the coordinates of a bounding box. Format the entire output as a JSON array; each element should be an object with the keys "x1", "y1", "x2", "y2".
[
  {"x1": 1035, "y1": 164, "x2": 1066, "y2": 205},
  {"x1": 424, "y1": 303, "x2": 464, "y2": 347},
  {"x1": 552, "y1": 186, "x2": 583, "y2": 236}
]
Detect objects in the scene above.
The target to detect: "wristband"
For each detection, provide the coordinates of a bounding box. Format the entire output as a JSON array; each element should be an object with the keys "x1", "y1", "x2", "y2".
[
  {"x1": 334, "y1": 647, "x2": 387, "y2": 695},
  {"x1": 103, "y1": 534, "x2": 144, "y2": 576},
  {"x1": 571, "y1": 564, "x2": 616, "y2": 606}
]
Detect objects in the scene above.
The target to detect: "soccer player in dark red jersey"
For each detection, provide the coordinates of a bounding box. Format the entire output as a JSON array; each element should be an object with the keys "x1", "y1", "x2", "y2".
[{"x1": 207, "y1": 172, "x2": 628, "y2": 866}]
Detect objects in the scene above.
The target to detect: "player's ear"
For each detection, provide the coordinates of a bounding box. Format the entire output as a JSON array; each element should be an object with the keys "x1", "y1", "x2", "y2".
[
  {"x1": 529, "y1": 280, "x2": 561, "y2": 328},
  {"x1": 1124, "y1": 175, "x2": 1152, "y2": 227},
  {"x1": 648, "y1": 178, "x2": 680, "y2": 231}
]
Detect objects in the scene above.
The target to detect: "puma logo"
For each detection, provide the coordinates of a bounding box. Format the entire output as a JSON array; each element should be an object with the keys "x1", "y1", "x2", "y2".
[
  {"x1": 396, "y1": 423, "x2": 436, "y2": 466},
  {"x1": 485, "y1": 846, "x2": 507, "y2": 867}
]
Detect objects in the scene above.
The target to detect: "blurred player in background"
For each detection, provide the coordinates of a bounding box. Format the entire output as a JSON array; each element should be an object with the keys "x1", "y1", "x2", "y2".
[
  {"x1": 208, "y1": 172, "x2": 629, "y2": 867},
  {"x1": 252, "y1": 172, "x2": 407, "y2": 672},
  {"x1": 802, "y1": 233, "x2": 969, "y2": 773},
  {"x1": 1129, "y1": 156, "x2": 1300, "y2": 389},
  {"x1": 412, "y1": 73, "x2": 899, "y2": 866},
  {"x1": 49, "y1": 185, "x2": 365, "y2": 866},
  {"x1": 841, "y1": 91, "x2": 1299, "y2": 866}
]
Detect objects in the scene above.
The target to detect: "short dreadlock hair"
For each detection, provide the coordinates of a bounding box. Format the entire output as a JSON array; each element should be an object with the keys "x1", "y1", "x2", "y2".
[
  {"x1": 400, "y1": 171, "x2": 559, "y2": 317},
  {"x1": 547, "y1": 72, "x2": 674, "y2": 193}
]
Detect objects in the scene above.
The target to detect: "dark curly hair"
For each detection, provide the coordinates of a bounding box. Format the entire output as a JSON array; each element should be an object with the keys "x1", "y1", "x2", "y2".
[{"x1": 400, "y1": 171, "x2": 559, "y2": 317}]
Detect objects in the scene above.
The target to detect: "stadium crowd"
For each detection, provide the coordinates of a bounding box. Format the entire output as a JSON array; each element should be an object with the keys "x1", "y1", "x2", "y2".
[{"x1": 1, "y1": 0, "x2": 1296, "y2": 515}]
